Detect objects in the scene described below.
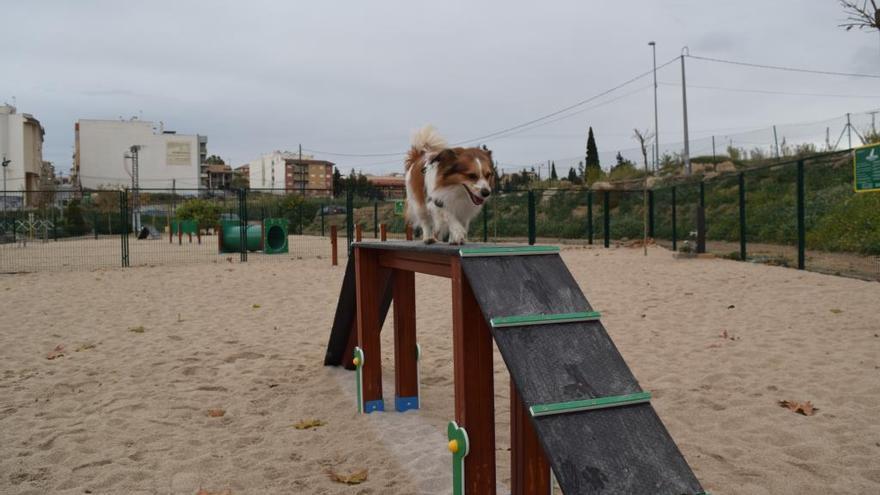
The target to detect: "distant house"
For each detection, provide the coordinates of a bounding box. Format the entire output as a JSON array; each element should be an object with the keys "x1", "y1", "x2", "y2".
[
  {"x1": 234, "y1": 164, "x2": 249, "y2": 188},
  {"x1": 365, "y1": 174, "x2": 406, "y2": 199},
  {"x1": 0, "y1": 104, "x2": 45, "y2": 206},
  {"x1": 247, "y1": 151, "x2": 334, "y2": 197},
  {"x1": 204, "y1": 163, "x2": 233, "y2": 189}
]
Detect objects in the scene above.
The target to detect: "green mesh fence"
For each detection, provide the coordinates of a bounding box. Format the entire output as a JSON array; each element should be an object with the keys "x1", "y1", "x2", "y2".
[
  {"x1": 804, "y1": 153, "x2": 880, "y2": 280},
  {"x1": 743, "y1": 164, "x2": 798, "y2": 267}
]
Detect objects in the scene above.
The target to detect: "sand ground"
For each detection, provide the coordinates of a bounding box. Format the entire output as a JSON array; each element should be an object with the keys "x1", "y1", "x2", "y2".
[{"x1": 1, "y1": 245, "x2": 879, "y2": 494}]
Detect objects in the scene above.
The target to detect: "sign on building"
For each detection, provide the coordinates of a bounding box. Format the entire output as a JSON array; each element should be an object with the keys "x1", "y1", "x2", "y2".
[
  {"x1": 166, "y1": 141, "x2": 192, "y2": 166},
  {"x1": 854, "y1": 143, "x2": 880, "y2": 193}
]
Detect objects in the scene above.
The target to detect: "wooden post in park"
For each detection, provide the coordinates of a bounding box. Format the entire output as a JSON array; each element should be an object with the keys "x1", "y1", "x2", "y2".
[
  {"x1": 405, "y1": 225, "x2": 413, "y2": 241},
  {"x1": 450, "y1": 256, "x2": 497, "y2": 494},
  {"x1": 330, "y1": 225, "x2": 338, "y2": 266},
  {"x1": 511, "y1": 383, "x2": 551, "y2": 495},
  {"x1": 380, "y1": 223, "x2": 387, "y2": 242},
  {"x1": 355, "y1": 224, "x2": 363, "y2": 242}
]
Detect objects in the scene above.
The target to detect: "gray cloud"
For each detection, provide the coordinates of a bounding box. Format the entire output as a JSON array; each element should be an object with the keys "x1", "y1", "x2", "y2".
[{"x1": 1, "y1": 0, "x2": 878, "y2": 176}]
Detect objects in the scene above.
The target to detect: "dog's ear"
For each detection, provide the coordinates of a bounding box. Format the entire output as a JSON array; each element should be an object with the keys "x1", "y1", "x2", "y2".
[
  {"x1": 481, "y1": 145, "x2": 492, "y2": 159},
  {"x1": 430, "y1": 148, "x2": 457, "y2": 166}
]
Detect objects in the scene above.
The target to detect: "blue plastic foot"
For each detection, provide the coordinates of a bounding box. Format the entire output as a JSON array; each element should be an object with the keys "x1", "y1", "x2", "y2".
[
  {"x1": 395, "y1": 396, "x2": 420, "y2": 412},
  {"x1": 364, "y1": 399, "x2": 385, "y2": 413}
]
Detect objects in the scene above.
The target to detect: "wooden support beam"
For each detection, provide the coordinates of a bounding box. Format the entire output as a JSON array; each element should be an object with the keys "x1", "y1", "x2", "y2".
[
  {"x1": 392, "y1": 269, "x2": 419, "y2": 411},
  {"x1": 405, "y1": 225, "x2": 413, "y2": 241},
  {"x1": 450, "y1": 256, "x2": 496, "y2": 494},
  {"x1": 330, "y1": 225, "x2": 338, "y2": 266},
  {"x1": 355, "y1": 223, "x2": 363, "y2": 242},
  {"x1": 354, "y1": 246, "x2": 384, "y2": 412},
  {"x1": 378, "y1": 251, "x2": 451, "y2": 278},
  {"x1": 380, "y1": 223, "x2": 387, "y2": 242},
  {"x1": 511, "y1": 381, "x2": 551, "y2": 495}
]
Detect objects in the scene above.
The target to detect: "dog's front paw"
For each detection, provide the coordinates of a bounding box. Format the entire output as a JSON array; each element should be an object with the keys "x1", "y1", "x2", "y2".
[
  {"x1": 423, "y1": 238, "x2": 436, "y2": 245},
  {"x1": 448, "y1": 235, "x2": 466, "y2": 245}
]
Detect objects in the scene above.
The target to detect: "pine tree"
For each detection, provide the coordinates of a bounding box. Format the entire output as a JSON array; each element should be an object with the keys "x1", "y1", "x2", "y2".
[
  {"x1": 567, "y1": 167, "x2": 577, "y2": 182},
  {"x1": 586, "y1": 127, "x2": 600, "y2": 169},
  {"x1": 550, "y1": 161, "x2": 558, "y2": 180},
  {"x1": 585, "y1": 127, "x2": 603, "y2": 185}
]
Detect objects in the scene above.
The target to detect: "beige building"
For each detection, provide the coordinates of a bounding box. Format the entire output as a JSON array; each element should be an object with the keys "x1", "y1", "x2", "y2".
[
  {"x1": 0, "y1": 105, "x2": 45, "y2": 206},
  {"x1": 248, "y1": 151, "x2": 334, "y2": 196}
]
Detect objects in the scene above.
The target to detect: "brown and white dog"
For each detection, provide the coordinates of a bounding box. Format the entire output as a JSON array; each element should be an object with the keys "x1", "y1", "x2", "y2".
[{"x1": 404, "y1": 126, "x2": 494, "y2": 244}]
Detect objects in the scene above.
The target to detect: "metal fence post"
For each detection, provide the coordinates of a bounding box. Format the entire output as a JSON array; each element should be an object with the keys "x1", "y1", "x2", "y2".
[
  {"x1": 648, "y1": 189, "x2": 655, "y2": 238},
  {"x1": 52, "y1": 207, "x2": 57, "y2": 241},
  {"x1": 796, "y1": 160, "x2": 805, "y2": 269},
  {"x1": 482, "y1": 203, "x2": 488, "y2": 242},
  {"x1": 320, "y1": 203, "x2": 325, "y2": 237},
  {"x1": 346, "y1": 188, "x2": 354, "y2": 254},
  {"x1": 671, "y1": 186, "x2": 677, "y2": 251},
  {"x1": 603, "y1": 190, "x2": 610, "y2": 248},
  {"x1": 527, "y1": 190, "x2": 536, "y2": 245},
  {"x1": 373, "y1": 201, "x2": 378, "y2": 238},
  {"x1": 298, "y1": 202, "x2": 303, "y2": 235},
  {"x1": 120, "y1": 190, "x2": 129, "y2": 267},
  {"x1": 94, "y1": 211, "x2": 99, "y2": 240},
  {"x1": 738, "y1": 173, "x2": 746, "y2": 261},
  {"x1": 239, "y1": 189, "x2": 248, "y2": 262},
  {"x1": 587, "y1": 190, "x2": 593, "y2": 244}
]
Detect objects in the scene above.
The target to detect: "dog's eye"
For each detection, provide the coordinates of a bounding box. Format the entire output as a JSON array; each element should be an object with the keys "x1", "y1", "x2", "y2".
[{"x1": 467, "y1": 173, "x2": 478, "y2": 180}]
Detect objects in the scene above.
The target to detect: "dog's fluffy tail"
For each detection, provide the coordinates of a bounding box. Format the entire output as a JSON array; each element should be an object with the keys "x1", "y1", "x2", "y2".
[
  {"x1": 406, "y1": 125, "x2": 447, "y2": 172},
  {"x1": 411, "y1": 125, "x2": 447, "y2": 152}
]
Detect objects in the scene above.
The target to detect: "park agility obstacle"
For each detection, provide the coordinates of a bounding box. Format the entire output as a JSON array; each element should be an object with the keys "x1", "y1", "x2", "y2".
[
  {"x1": 325, "y1": 241, "x2": 706, "y2": 494},
  {"x1": 218, "y1": 218, "x2": 288, "y2": 254}
]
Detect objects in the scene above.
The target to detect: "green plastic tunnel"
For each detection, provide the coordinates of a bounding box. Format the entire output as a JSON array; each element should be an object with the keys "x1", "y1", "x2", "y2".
[{"x1": 220, "y1": 220, "x2": 288, "y2": 254}]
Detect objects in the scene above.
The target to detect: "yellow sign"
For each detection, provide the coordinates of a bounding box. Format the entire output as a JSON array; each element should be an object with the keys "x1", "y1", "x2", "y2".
[{"x1": 166, "y1": 141, "x2": 192, "y2": 166}]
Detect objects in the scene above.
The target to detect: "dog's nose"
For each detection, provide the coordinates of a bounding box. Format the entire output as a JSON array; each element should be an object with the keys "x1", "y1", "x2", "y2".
[{"x1": 480, "y1": 188, "x2": 491, "y2": 198}]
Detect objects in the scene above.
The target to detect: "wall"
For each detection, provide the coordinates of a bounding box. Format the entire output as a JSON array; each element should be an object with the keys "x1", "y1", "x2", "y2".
[
  {"x1": 248, "y1": 152, "x2": 286, "y2": 192},
  {"x1": 77, "y1": 120, "x2": 201, "y2": 191}
]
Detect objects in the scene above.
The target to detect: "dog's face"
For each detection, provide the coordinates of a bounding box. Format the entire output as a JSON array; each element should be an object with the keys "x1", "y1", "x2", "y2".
[{"x1": 430, "y1": 147, "x2": 495, "y2": 206}]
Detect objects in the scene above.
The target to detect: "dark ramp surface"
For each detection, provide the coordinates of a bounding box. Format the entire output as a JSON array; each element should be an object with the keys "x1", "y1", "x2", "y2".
[
  {"x1": 324, "y1": 257, "x2": 392, "y2": 367},
  {"x1": 461, "y1": 254, "x2": 704, "y2": 494}
]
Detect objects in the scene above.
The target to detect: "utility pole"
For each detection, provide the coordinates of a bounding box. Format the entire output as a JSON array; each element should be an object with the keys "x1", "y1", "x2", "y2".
[
  {"x1": 680, "y1": 47, "x2": 691, "y2": 175},
  {"x1": 127, "y1": 145, "x2": 141, "y2": 232},
  {"x1": 299, "y1": 143, "x2": 305, "y2": 195},
  {"x1": 2, "y1": 156, "x2": 9, "y2": 219},
  {"x1": 773, "y1": 125, "x2": 780, "y2": 159},
  {"x1": 711, "y1": 136, "x2": 716, "y2": 162},
  {"x1": 648, "y1": 41, "x2": 659, "y2": 173},
  {"x1": 846, "y1": 113, "x2": 853, "y2": 149},
  {"x1": 868, "y1": 110, "x2": 878, "y2": 135}
]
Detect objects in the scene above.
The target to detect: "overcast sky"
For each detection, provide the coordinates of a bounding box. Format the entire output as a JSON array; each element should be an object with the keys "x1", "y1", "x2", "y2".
[{"x1": 3, "y1": 0, "x2": 879, "y2": 176}]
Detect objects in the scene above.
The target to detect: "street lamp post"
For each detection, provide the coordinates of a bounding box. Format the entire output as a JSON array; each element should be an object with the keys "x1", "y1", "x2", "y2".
[
  {"x1": 648, "y1": 41, "x2": 659, "y2": 173},
  {"x1": 2, "y1": 156, "x2": 10, "y2": 220}
]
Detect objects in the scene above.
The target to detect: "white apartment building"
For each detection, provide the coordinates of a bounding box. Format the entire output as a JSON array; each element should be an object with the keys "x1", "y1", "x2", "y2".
[
  {"x1": 0, "y1": 105, "x2": 45, "y2": 205},
  {"x1": 248, "y1": 151, "x2": 334, "y2": 196},
  {"x1": 74, "y1": 119, "x2": 207, "y2": 191}
]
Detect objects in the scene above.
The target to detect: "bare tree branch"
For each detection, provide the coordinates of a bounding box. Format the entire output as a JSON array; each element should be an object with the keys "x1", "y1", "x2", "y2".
[{"x1": 838, "y1": 0, "x2": 880, "y2": 30}]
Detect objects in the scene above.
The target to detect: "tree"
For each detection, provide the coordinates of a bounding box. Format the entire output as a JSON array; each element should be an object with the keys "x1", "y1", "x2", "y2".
[
  {"x1": 176, "y1": 198, "x2": 221, "y2": 230},
  {"x1": 63, "y1": 199, "x2": 87, "y2": 236},
  {"x1": 566, "y1": 167, "x2": 578, "y2": 183},
  {"x1": 585, "y1": 127, "x2": 603, "y2": 186},
  {"x1": 632, "y1": 129, "x2": 654, "y2": 256},
  {"x1": 332, "y1": 168, "x2": 343, "y2": 197},
  {"x1": 839, "y1": 1, "x2": 879, "y2": 31},
  {"x1": 205, "y1": 155, "x2": 225, "y2": 165},
  {"x1": 550, "y1": 161, "x2": 558, "y2": 181}
]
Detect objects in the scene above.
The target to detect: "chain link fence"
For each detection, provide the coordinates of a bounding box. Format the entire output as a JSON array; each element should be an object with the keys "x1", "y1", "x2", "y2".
[{"x1": 2, "y1": 150, "x2": 878, "y2": 280}]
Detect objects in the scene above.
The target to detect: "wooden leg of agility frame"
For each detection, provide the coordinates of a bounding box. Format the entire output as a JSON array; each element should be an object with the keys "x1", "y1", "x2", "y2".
[
  {"x1": 330, "y1": 225, "x2": 338, "y2": 266},
  {"x1": 511, "y1": 382, "x2": 551, "y2": 495},
  {"x1": 450, "y1": 257, "x2": 496, "y2": 494},
  {"x1": 392, "y1": 269, "x2": 418, "y2": 411},
  {"x1": 355, "y1": 246, "x2": 384, "y2": 412}
]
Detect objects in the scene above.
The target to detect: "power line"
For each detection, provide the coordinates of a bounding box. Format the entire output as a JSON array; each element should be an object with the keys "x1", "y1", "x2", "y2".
[
  {"x1": 659, "y1": 81, "x2": 880, "y2": 99},
  {"x1": 302, "y1": 57, "x2": 679, "y2": 159},
  {"x1": 451, "y1": 57, "x2": 679, "y2": 146},
  {"x1": 685, "y1": 54, "x2": 880, "y2": 79}
]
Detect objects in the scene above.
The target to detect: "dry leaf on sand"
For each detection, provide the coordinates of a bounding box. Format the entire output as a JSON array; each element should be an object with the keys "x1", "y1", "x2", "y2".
[
  {"x1": 293, "y1": 418, "x2": 326, "y2": 430},
  {"x1": 195, "y1": 489, "x2": 231, "y2": 495},
  {"x1": 779, "y1": 400, "x2": 817, "y2": 416},
  {"x1": 326, "y1": 468, "x2": 368, "y2": 484},
  {"x1": 207, "y1": 409, "x2": 226, "y2": 417},
  {"x1": 46, "y1": 345, "x2": 65, "y2": 360}
]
